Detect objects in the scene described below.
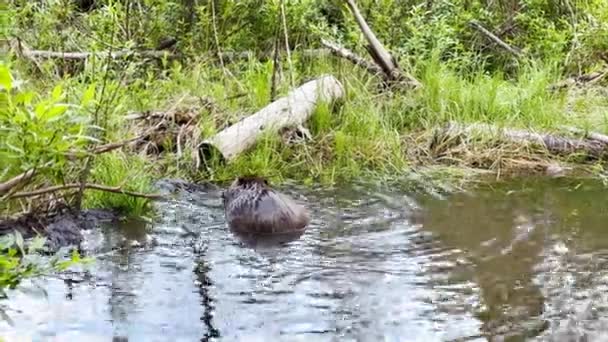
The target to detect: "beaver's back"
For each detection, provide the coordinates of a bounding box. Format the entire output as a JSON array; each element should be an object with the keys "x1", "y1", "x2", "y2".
[{"x1": 223, "y1": 180, "x2": 310, "y2": 235}]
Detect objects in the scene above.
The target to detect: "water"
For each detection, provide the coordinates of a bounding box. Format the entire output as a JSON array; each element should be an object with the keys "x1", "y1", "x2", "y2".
[{"x1": 2, "y1": 177, "x2": 608, "y2": 341}]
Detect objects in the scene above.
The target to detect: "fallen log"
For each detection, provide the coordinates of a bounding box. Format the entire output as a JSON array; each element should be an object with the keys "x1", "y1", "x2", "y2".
[
  {"x1": 198, "y1": 74, "x2": 344, "y2": 165},
  {"x1": 435, "y1": 122, "x2": 608, "y2": 159},
  {"x1": 561, "y1": 126, "x2": 608, "y2": 145}
]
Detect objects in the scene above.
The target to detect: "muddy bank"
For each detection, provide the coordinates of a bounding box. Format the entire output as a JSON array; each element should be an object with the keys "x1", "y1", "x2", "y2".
[
  {"x1": 0, "y1": 208, "x2": 121, "y2": 252},
  {"x1": 0, "y1": 178, "x2": 223, "y2": 252}
]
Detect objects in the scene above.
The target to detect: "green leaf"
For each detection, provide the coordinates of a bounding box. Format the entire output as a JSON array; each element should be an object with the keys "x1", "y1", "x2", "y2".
[
  {"x1": 51, "y1": 84, "x2": 63, "y2": 101},
  {"x1": 81, "y1": 83, "x2": 96, "y2": 105},
  {"x1": 44, "y1": 104, "x2": 68, "y2": 120},
  {"x1": 0, "y1": 64, "x2": 12, "y2": 91}
]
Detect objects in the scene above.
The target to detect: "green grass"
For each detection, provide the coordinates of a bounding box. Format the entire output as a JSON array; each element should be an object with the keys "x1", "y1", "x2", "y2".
[{"x1": 4, "y1": 47, "x2": 608, "y2": 218}]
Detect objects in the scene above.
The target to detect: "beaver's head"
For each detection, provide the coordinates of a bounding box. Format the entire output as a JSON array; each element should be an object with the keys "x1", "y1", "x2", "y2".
[{"x1": 228, "y1": 175, "x2": 271, "y2": 190}]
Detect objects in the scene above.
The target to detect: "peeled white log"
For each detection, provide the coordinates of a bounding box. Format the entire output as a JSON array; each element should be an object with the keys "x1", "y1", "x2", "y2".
[{"x1": 198, "y1": 74, "x2": 344, "y2": 164}]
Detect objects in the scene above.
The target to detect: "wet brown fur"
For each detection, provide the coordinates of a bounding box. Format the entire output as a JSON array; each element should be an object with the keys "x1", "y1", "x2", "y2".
[{"x1": 222, "y1": 176, "x2": 310, "y2": 235}]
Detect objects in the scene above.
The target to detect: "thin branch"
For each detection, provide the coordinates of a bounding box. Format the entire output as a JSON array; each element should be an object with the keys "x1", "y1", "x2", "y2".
[
  {"x1": 321, "y1": 39, "x2": 384, "y2": 77},
  {"x1": 469, "y1": 20, "x2": 523, "y2": 58},
  {"x1": 280, "y1": 0, "x2": 295, "y2": 88},
  {"x1": 9, "y1": 183, "x2": 165, "y2": 200},
  {"x1": 343, "y1": 0, "x2": 398, "y2": 75},
  {"x1": 0, "y1": 170, "x2": 36, "y2": 194}
]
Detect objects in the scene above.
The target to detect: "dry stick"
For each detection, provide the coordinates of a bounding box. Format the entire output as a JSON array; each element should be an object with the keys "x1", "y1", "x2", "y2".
[
  {"x1": 469, "y1": 20, "x2": 523, "y2": 58},
  {"x1": 9, "y1": 183, "x2": 164, "y2": 200},
  {"x1": 321, "y1": 39, "x2": 384, "y2": 77},
  {"x1": 0, "y1": 170, "x2": 36, "y2": 194},
  {"x1": 343, "y1": 0, "x2": 420, "y2": 88},
  {"x1": 65, "y1": 120, "x2": 165, "y2": 158},
  {"x1": 280, "y1": 0, "x2": 295, "y2": 88},
  {"x1": 343, "y1": 0, "x2": 397, "y2": 76}
]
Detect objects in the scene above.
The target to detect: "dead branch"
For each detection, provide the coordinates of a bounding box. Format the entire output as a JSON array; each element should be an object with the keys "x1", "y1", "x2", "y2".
[
  {"x1": 0, "y1": 170, "x2": 36, "y2": 194},
  {"x1": 469, "y1": 20, "x2": 523, "y2": 58},
  {"x1": 344, "y1": 0, "x2": 398, "y2": 76},
  {"x1": 9, "y1": 183, "x2": 165, "y2": 200},
  {"x1": 342, "y1": 0, "x2": 420, "y2": 87},
  {"x1": 321, "y1": 39, "x2": 384, "y2": 77}
]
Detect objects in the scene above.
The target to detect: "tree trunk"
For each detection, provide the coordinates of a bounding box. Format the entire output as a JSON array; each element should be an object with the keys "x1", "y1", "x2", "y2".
[{"x1": 198, "y1": 75, "x2": 345, "y2": 165}]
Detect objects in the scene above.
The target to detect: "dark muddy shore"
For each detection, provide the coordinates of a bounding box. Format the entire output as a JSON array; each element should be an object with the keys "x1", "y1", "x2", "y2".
[{"x1": 0, "y1": 179, "x2": 223, "y2": 252}]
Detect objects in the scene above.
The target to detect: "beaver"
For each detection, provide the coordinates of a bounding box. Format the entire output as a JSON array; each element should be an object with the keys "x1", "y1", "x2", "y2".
[{"x1": 222, "y1": 176, "x2": 310, "y2": 235}]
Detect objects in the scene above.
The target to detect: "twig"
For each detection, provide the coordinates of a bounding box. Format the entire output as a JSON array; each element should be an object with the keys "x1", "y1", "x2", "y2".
[
  {"x1": 321, "y1": 39, "x2": 384, "y2": 77},
  {"x1": 469, "y1": 20, "x2": 523, "y2": 58},
  {"x1": 0, "y1": 170, "x2": 36, "y2": 194},
  {"x1": 66, "y1": 120, "x2": 166, "y2": 158},
  {"x1": 9, "y1": 183, "x2": 164, "y2": 200},
  {"x1": 280, "y1": 0, "x2": 295, "y2": 88},
  {"x1": 270, "y1": 16, "x2": 282, "y2": 102}
]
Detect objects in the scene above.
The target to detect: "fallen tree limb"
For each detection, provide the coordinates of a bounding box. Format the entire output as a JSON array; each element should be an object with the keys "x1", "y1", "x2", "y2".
[
  {"x1": 436, "y1": 122, "x2": 608, "y2": 159},
  {"x1": 9, "y1": 183, "x2": 165, "y2": 200},
  {"x1": 343, "y1": 0, "x2": 421, "y2": 87},
  {"x1": 469, "y1": 20, "x2": 523, "y2": 58},
  {"x1": 0, "y1": 170, "x2": 36, "y2": 194},
  {"x1": 321, "y1": 39, "x2": 384, "y2": 77},
  {"x1": 198, "y1": 74, "x2": 345, "y2": 164}
]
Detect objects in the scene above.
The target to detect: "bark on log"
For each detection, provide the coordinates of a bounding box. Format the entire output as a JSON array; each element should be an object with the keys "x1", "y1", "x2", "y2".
[
  {"x1": 562, "y1": 126, "x2": 608, "y2": 145},
  {"x1": 437, "y1": 122, "x2": 608, "y2": 159},
  {"x1": 198, "y1": 75, "x2": 344, "y2": 164}
]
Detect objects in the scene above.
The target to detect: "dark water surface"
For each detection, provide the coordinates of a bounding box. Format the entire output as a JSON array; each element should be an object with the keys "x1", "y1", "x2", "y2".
[{"x1": 2, "y1": 177, "x2": 608, "y2": 341}]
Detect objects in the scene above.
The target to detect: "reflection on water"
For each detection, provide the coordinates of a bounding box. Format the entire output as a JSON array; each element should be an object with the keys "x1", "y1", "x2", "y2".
[{"x1": 1, "y1": 177, "x2": 608, "y2": 341}]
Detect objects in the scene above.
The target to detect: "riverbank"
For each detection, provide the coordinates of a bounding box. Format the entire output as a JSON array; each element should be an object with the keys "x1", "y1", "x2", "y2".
[{"x1": 4, "y1": 0, "x2": 608, "y2": 222}]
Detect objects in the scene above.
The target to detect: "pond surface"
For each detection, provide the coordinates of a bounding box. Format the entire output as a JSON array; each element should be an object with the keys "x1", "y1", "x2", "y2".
[{"x1": 2, "y1": 177, "x2": 608, "y2": 341}]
